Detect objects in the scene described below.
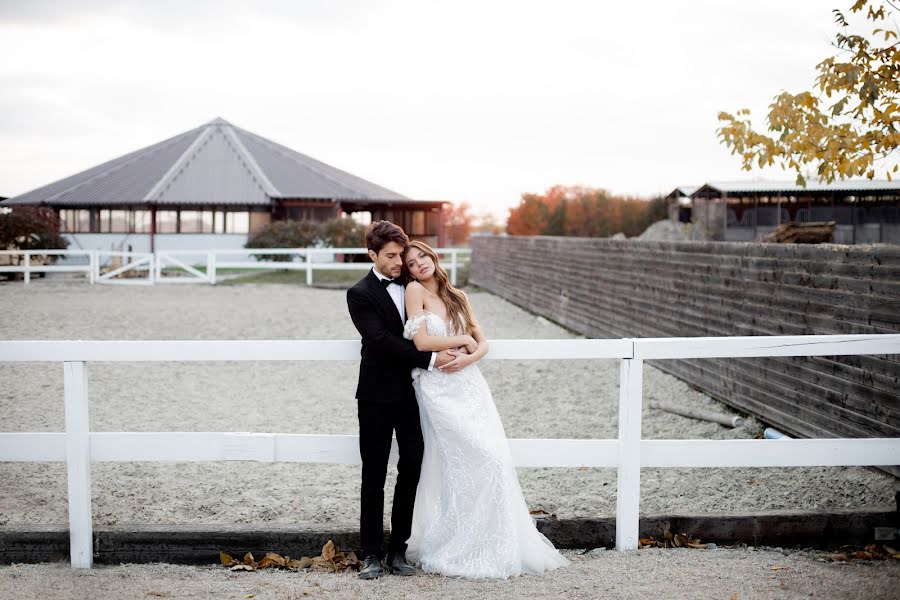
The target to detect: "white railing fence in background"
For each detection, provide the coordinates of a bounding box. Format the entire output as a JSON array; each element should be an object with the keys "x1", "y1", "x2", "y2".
[
  {"x1": 2, "y1": 248, "x2": 471, "y2": 286},
  {"x1": 0, "y1": 249, "x2": 95, "y2": 284},
  {"x1": 0, "y1": 249, "x2": 156, "y2": 285},
  {"x1": 1, "y1": 334, "x2": 898, "y2": 568}
]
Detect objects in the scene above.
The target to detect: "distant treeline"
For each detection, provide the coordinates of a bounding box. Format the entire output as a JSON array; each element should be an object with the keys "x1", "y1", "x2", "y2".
[{"x1": 507, "y1": 185, "x2": 667, "y2": 237}]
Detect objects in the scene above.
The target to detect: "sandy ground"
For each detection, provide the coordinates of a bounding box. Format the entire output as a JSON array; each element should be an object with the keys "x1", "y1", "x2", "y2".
[
  {"x1": 0, "y1": 279, "x2": 897, "y2": 530},
  {"x1": 2, "y1": 548, "x2": 899, "y2": 600}
]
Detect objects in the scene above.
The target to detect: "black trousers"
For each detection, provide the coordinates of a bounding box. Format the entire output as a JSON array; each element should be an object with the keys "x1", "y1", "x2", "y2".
[{"x1": 358, "y1": 396, "x2": 424, "y2": 558}]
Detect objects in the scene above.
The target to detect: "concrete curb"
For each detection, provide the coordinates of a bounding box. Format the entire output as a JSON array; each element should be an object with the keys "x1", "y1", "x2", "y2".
[{"x1": 1, "y1": 509, "x2": 896, "y2": 564}]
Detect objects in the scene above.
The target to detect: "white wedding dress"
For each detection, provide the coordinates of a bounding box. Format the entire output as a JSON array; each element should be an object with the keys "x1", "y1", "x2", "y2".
[{"x1": 403, "y1": 311, "x2": 569, "y2": 579}]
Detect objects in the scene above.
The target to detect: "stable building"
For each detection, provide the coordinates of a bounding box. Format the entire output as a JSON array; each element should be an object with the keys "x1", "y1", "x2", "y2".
[
  {"x1": 1, "y1": 118, "x2": 446, "y2": 252},
  {"x1": 667, "y1": 180, "x2": 900, "y2": 244}
]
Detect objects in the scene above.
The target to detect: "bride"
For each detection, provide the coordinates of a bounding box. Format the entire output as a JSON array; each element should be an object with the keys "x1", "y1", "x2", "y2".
[{"x1": 401, "y1": 240, "x2": 569, "y2": 579}]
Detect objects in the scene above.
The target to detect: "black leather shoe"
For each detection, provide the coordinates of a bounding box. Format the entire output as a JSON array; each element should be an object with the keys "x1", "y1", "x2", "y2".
[
  {"x1": 386, "y1": 553, "x2": 416, "y2": 576},
  {"x1": 358, "y1": 555, "x2": 385, "y2": 580}
]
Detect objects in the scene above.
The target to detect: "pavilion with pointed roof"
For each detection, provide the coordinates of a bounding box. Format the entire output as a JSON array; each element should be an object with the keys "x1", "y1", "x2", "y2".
[{"x1": 2, "y1": 118, "x2": 446, "y2": 251}]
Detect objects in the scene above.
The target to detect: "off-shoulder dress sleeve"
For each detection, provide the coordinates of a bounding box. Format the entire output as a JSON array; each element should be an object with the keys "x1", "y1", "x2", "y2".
[{"x1": 403, "y1": 311, "x2": 429, "y2": 340}]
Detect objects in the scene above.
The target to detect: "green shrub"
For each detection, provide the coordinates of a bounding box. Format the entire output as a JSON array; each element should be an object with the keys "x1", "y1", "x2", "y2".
[
  {"x1": 318, "y1": 217, "x2": 368, "y2": 261},
  {"x1": 245, "y1": 217, "x2": 370, "y2": 263},
  {"x1": 245, "y1": 220, "x2": 319, "y2": 261}
]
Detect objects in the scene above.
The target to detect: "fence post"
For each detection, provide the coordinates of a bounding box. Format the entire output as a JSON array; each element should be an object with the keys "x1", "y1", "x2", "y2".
[
  {"x1": 306, "y1": 251, "x2": 313, "y2": 286},
  {"x1": 63, "y1": 361, "x2": 93, "y2": 568},
  {"x1": 88, "y1": 251, "x2": 95, "y2": 285},
  {"x1": 615, "y1": 356, "x2": 643, "y2": 551},
  {"x1": 207, "y1": 252, "x2": 216, "y2": 285},
  {"x1": 450, "y1": 250, "x2": 458, "y2": 286},
  {"x1": 147, "y1": 253, "x2": 156, "y2": 285},
  {"x1": 23, "y1": 252, "x2": 30, "y2": 284}
]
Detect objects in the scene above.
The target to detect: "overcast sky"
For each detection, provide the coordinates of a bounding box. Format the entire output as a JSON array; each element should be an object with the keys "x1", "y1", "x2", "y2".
[{"x1": 0, "y1": 1, "x2": 866, "y2": 218}]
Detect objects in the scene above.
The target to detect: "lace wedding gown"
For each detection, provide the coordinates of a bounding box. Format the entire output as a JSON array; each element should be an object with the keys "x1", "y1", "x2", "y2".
[{"x1": 403, "y1": 311, "x2": 569, "y2": 579}]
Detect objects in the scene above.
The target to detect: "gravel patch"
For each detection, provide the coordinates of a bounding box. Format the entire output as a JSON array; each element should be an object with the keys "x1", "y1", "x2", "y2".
[
  {"x1": 1, "y1": 549, "x2": 899, "y2": 599},
  {"x1": 0, "y1": 280, "x2": 897, "y2": 529}
]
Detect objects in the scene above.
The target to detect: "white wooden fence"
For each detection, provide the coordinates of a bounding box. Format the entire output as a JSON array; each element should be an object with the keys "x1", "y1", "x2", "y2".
[
  {"x1": 0, "y1": 248, "x2": 471, "y2": 286},
  {"x1": 1, "y1": 333, "x2": 898, "y2": 569}
]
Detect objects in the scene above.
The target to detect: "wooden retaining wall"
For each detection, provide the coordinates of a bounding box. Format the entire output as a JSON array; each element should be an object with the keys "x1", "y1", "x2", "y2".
[{"x1": 470, "y1": 236, "x2": 900, "y2": 475}]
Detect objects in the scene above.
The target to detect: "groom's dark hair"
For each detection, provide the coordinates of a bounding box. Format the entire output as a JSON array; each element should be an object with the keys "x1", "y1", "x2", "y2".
[{"x1": 365, "y1": 220, "x2": 409, "y2": 254}]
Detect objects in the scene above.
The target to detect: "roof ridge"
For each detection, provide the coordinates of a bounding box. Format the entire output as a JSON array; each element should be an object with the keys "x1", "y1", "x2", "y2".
[
  {"x1": 144, "y1": 121, "x2": 280, "y2": 200},
  {"x1": 37, "y1": 127, "x2": 203, "y2": 205},
  {"x1": 233, "y1": 126, "x2": 401, "y2": 199},
  {"x1": 142, "y1": 125, "x2": 215, "y2": 201},
  {"x1": 221, "y1": 124, "x2": 280, "y2": 196}
]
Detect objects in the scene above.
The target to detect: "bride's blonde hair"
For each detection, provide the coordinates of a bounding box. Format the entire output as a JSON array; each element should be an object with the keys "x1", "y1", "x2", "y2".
[{"x1": 406, "y1": 240, "x2": 475, "y2": 336}]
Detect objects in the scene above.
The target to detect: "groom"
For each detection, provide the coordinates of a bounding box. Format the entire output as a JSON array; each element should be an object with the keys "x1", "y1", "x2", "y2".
[{"x1": 346, "y1": 220, "x2": 455, "y2": 579}]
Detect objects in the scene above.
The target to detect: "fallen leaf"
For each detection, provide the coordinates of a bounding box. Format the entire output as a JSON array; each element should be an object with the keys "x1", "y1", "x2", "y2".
[
  {"x1": 243, "y1": 552, "x2": 256, "y2": 566},
  {"x1": 824, "y1": 553, "x2": 848, "y2": 562},
  {"x1": 881, "y1": 544, "x2": 897, "y2": 555},
  {"x1": 770, "y1": 565, "x2": 789, "y2": 571},
  {"x1": 299, "y1": 556, "x2": 314, "y2": 569},
  {"x1": 639, "y1": 537, "x2": 657, "y2": 546},
  {"x1": 686, "y1": 541, "x2": 708, "y2": 549},
  {"x1": 673, "y1": 534, "x2": 688, "y2": 548},
  {"x1": 529, "y1": 508, "x2": 551, "y2": 516},
  {"x1": 311, "y1": 556, "x2": 335, "y2": 572},
  {"x1": 729, "y1": 594, "x2": 738, "y2": 600},
  {"x1": 230, "y1": 564, "x2": 255, "y2": 572},
  {"x1": 264, "y1": 552, "x2": 286, "y2": 567},
  {"x1": 257, "y1": 557, "x2": 277, "y2": 569},
  {"x1": 850, "y1": 551, "x2": 876, "y2": 560},
  {"x1": 322, "y1": 540, "x2": 336, "y2": 562},
  {"x1": 219, "y1": 551, "x2": 236, "y2": 567}
]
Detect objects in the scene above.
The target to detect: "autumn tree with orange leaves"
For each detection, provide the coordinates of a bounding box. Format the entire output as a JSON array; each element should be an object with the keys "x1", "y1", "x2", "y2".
[
  {"x1": 506, "y1": 186, "x2": 666, "y2": 238},
  {"x1": 444, "y1": 201, "x2": 473, "y2": 245}
]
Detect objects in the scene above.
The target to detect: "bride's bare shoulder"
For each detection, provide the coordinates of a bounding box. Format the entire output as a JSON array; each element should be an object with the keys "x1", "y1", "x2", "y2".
[{"x1": 406, "y1": 280, "x2": 426, "y2": 298}]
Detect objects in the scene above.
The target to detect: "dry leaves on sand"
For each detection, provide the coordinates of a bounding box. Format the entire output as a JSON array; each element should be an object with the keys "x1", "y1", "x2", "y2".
[
  {"x1": 219, "y1": 540, "x2": 359, "y2": 573},
  {"x1": 821, "y1": 544, "x2": 900, "y2": 562},
  {"x1": 639, "y1": 529, "x2": 709, "y2": 550}
]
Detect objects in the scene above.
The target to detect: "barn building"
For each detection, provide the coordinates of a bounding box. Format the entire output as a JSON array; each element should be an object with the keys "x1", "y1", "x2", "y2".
[
  {"x1": 667, "y1": 180, "x2": 900, "y2": 244},
  {"x1": 1, "y1": 118, "x2": 446, "y2": 252}
]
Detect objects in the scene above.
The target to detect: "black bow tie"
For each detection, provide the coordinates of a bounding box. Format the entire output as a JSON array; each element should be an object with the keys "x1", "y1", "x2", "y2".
[{"x1": 380, "y1": 278, "x2": 396, "y2": 288}]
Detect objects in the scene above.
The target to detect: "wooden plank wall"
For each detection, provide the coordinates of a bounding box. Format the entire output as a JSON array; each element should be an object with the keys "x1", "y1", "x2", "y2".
[{"x1": 470, "y1": 236, "x2": 900, "y2": 474}]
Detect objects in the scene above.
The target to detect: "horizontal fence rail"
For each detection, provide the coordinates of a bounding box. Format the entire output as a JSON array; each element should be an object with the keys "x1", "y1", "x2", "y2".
[
  {"x1": 1, "y1": 334, "x2": 898, "y2": 569},
  {"x1": 0, "y1": 247, "x2": 471, "y2": 286}
]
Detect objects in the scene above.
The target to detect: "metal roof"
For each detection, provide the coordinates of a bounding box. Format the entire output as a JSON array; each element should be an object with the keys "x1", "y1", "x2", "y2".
[
  {"x1": 2, "y1": 118, "x2": 413, "y2": 207},
  {"x1": 665, "y1": 186, "x2": 699, "y2": 199},
  {"x1": 696, "y1": 179, "x2": 900, "y2": 195}
]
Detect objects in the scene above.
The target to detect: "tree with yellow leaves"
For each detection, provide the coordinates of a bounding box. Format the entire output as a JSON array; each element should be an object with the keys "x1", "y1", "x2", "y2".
[{"x1": 717, "y1": 0, "x2": 899, "y2": 185}]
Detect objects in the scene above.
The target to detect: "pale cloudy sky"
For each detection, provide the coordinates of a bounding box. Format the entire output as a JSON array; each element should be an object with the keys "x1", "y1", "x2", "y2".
[{"x1": 0, "y1": 1, "x2": 856, "y2": 217}]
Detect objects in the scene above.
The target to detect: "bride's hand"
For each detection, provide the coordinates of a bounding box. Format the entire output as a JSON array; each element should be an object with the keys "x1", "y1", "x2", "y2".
[
  {"x1": 440, "y1": 351, "x2": 472, "y2": 373},
  {"x1": 461, "y1": 335, "x2": 477, "y2": 354}
]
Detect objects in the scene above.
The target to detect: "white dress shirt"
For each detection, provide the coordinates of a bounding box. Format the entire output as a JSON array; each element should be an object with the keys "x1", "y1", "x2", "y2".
[{"x1": 372, "y1": 267, "x2": 436, "y2": 370}]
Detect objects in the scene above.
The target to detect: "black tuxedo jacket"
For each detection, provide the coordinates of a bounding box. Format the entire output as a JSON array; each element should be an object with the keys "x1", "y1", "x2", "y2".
[{"x1": 347, "y1": 270, "x2": 432, "y2": 404}]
